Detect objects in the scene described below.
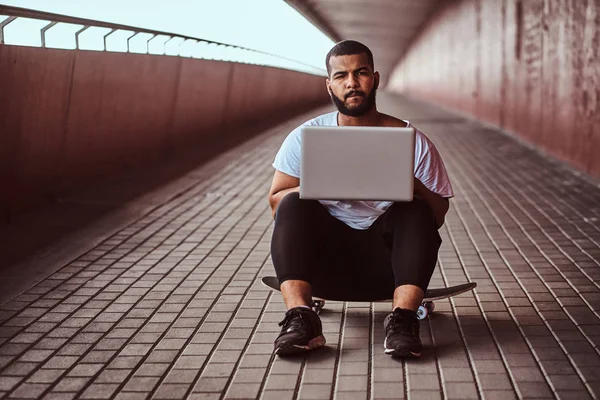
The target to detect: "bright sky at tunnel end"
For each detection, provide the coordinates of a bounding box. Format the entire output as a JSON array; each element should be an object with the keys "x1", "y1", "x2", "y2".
[{"x1": 2, "y1": 0, "x2": 335, "y2": 72}]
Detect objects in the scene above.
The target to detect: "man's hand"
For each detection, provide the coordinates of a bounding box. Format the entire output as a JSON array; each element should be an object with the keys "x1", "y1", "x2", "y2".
[{"x1": 413, "y1": 178, "x2": 450, "y2": 229}]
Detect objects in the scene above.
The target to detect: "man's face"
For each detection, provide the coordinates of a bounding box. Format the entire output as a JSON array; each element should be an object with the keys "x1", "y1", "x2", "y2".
[{"x1": 326, "y1": 53, "x2": 379, "y2": 117}]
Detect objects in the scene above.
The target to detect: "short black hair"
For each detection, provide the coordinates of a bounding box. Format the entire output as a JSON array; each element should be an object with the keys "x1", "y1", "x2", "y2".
[{"x1": 325, "y1": 40, "x2": 374, "y2": 76}]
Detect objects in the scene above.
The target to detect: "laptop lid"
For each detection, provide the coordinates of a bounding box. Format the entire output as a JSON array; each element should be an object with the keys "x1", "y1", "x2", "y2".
[{"x1": 300, "y1": 126, "x2": 416, "y2": 202}]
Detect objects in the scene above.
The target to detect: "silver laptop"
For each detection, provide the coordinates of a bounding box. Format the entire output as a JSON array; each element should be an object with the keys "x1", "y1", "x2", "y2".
[{"x1": 300, "y1": 126, "x2": 416, "y2": 201}]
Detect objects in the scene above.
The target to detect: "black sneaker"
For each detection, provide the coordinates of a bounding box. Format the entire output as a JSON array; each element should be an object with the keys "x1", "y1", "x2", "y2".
[
  {"x1": 274, "y1": 306, "x2": 326, "y2": 355},
  {"x1": 383, "y1": 308, "x2": 422, "y2": 357}
]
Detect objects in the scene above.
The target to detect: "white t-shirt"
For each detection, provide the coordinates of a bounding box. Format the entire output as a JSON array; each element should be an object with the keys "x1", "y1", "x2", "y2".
[{"x1": 272, "y1": 111, "x2": 454, "y2": 230}]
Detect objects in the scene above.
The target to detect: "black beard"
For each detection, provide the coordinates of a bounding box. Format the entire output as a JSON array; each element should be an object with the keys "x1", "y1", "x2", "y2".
[{"x1": 330, "y1": 88, "x2": 377, "y2": 117}]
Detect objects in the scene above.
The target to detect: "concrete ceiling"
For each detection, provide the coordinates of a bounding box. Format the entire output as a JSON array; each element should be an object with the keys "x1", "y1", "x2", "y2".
[{"x1": 285, "y1": 0, "x2": 442, "y2": 85}]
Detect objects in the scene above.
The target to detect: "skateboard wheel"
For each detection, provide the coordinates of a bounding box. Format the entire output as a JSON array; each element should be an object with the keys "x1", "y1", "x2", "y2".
[
  {"x1": 417, "y1": 305, "x2": 428, "y2": 320},
  {"x1": 312, "y1": 300, "x2": 325, "y2": 314}
]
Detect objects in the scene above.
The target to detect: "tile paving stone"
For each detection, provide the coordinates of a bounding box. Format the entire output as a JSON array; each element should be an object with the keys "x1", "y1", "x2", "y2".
[
  {"x1": 504, "y1": 353, "x2": 540, "y2": 367},
  {"x1": 440, "y1": 367, "x2": 474, "y2": 383},
  {"x1": 191, "y1": 376, "x2": 228, "y2": 393},
  {"x1": 569, "y1": 352, "x2": 600, "y2": 367},
  {"x1": 482, "y1": 390, "x2": 519, "y2": 400},
  {"x1": 516, "y1": 381, "x2": 554, "y2": 398},
  {"x1": 407, "y1": 391, "x2": 441, "y2": 400},
  {"x1": 510, "y1": 366, "x2": 548, "y2": 382},
  {"x1": 243, "y1": 343, "x2": 272, "y2": 355},
  {"x1": 335, "y1": 375, "x2": 368, "y2": 392},
  {"x1": 231, "y1": 368, "x2": 266, "y2": 383},
  {"x1": 223, "y1": 382, "x2": 261, "y2": 399},
  {"x1": 108, "y1": 355, "x2": 143, "y2": 370},
  {"x1": 26, "y1": 369, "x2": 64, "y2": 384},
  {"x1": 187, "y1": 394, "x2": 220, "y2": 400},
  {"x1": 477, "y1": 373, "x2": 513, "y2": 390},
  {"x1": 172, "y1": 355, "x2": 207, "y2": 370},
  {"x1": 556, "y1": 390, "x2": 594, "y2": 400},
  {"x1": 337, "y1": 361, "x2": 368, "y2": 376},
  {"x1": 0, "y1": 343, "x2": 31, "y2": 356},
  {"x1": 589, "y1": 382, "x2": 600, "y2": 398},
  {"x1": 371, "y1": 382, "x2": 404, "y2": 399},
  {"x1": 79, "y1": 383, "x2": 120, "y2": 399},
  {"x1": 41, "y1": 392, "x2": 77, "y2": 400},
  {"x1": 95, "y1": 369, "x2": 130, "y2": 384},
  {"x1": 161, "y1": 369, "x2": 198, "y2": 384},
  {"x1": 297, "y1": 383, "x2": 332, "y2": 400},
  {"x1": 53, "y1": 377, "x2": 91, "y2": 392},
  {"x1": 114, "y1": 392, "x2": 150, "y2": 400},
  {"x1": 1, "y1": 97, "x2": 600, "y2": 399},
  {"x1": 42, "y1": 356, "x2": 79, "y2": 370},
  {"x1": 334, "y1": 392, "x2": 368, "y2": 400},
  {"x1": 2, "y1": 362, "x2": 39, "y2": 376},
  {"x1": 197, "y1": 363, "x2": 236, "y2": 378},
  {"x1": 263, "y1": 373, "x2": 297, "y2": 390},
  {"x1": 371, "y1": 367, "x2": 402, "y2": 383},
  {"x1": 580, "y1": 366, "x2": 600, "y2": 382},
  {"x1": 444, "y1": 382, "x2": 479, "y2": 399},
  {"x1": 0, "y1": 376, "x2": 24, "y2": 391},
  {"x1": 65, "y1": 364, "x2": 103, "y2": 377},
  {"x1": 153, "y1": 383, "x2": 190, "y2": 399},
  {"x1": 240, "y1": 354, "x2": 271, "y2": 368},
  {"x1": 406, "y1": 373, "x2": 440, "y2": 391},
  {"x1": 547, "y1": 374, "x2": 587, "y2": 391},
  {"x1": 260, "y1": 390, "x2": 295, "y2": 400}
]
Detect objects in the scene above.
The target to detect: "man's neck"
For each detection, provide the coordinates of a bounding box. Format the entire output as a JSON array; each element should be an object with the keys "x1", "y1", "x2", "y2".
[{"x1": 337, "y1": 108, "x2": 382, "y2": 126}]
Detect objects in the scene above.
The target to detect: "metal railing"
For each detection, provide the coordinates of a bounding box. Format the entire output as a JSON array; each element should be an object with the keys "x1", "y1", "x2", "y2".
[{"x1": 0, "y1": 5, "x2": 326, "y2": 76}]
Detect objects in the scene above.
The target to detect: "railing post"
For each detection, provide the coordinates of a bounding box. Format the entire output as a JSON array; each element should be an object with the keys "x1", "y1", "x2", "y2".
[
  {"x1": 149, "y1": 34, "x2": 167, "y2": 55},
  {"x1": 177, "y1": 38, "x2": 184, "y2": 57},
  {"x1": 0, "y1": 16, "x2": 16, "y2": 45},
  {"x1": 145, "y1": 34, "x2": 155, "y2": 54},
  {"x1": 164, "y1": 36, "x2": 174, "y2": 55},
  {"x1": 103, "y1": 28, "x2": 115, "y2": 51},
  {"x1": 74, "y1": 25, "x2": 89, "y2": 50},
  {"x1": 127, "y1": 31, "x2": 138, "y2": 53},
  {"x1": 40, "y1": 21, "x2": 57, "y2": 48}
]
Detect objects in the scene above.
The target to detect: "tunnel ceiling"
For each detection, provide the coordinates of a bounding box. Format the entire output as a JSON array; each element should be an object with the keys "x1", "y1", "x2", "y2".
[{"x1": 285, "y1": 0, "x2": 441, "y2": 85}]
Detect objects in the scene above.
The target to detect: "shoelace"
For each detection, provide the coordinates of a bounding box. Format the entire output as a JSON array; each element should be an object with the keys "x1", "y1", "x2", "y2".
[
  {"x1": 386, "y1": 310, "x2": 418, "y2": 339},
  {"x1": 278, "y1": 309, "x2": 309, "y2": 334}
]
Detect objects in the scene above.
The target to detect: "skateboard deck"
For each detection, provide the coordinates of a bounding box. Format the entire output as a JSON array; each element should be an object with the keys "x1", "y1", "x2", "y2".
[{"x1": 261, "y1": 276, "x2": 477, "y2": 320}]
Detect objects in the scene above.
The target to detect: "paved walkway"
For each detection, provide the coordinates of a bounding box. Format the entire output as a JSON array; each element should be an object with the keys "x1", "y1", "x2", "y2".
[{"x1": 1, "y1": 93, "x2": 600, "y2": 400}]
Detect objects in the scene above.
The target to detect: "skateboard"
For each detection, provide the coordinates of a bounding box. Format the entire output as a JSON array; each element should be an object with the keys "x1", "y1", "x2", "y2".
[{"x1": 261, "y1": 276, "x2": 477, "y2": 320}]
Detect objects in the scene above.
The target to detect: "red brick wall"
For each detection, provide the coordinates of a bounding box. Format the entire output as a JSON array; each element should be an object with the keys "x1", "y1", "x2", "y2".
[
  {"x1": 0, "y1": 45, "x2": 329, "y2": 220},
  {"x1": 388, "y1": 0, "x2": 600, "y2": 178}
]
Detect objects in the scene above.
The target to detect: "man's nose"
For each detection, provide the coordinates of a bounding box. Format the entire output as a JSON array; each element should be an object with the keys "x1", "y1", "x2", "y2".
[{"x1": 346, "y1": 75, "x2": 359, "y2": 88}]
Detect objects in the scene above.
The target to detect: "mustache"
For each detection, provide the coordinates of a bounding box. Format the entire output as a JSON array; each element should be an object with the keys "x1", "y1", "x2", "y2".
[{"x1": 344, "y1": 90, "x2": 365, "y2": 100}]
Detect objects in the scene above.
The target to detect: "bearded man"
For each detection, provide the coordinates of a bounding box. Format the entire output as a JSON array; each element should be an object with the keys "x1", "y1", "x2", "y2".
[{"x1": 268, "y1": 40, "x2": 454, "y2": 357}]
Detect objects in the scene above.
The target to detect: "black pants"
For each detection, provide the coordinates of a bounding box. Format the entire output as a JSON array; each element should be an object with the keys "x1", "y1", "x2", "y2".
[{"x1": 270, "y1": 192, "x2": 442, "y2": 301}]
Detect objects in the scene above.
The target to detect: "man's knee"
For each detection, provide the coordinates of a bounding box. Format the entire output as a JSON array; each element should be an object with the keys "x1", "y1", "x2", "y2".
[
  {"x1": 275, "y1": 192, "x2": 321, "y2": 220},
  {"x1": 387, "y1": 197, "x2": 435, "y2": 224},
  {"x1": 277, "y1": 191, "x2": 301, "y2": 211}
]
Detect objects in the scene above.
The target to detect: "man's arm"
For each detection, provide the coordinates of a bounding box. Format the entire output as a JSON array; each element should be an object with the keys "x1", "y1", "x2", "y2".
[
  {"x1": 268, "y1": 170, "x2": 300, "y2": 219},
  {"x1": 414, "y1": 178, "x2": 450, "y2": 229}
]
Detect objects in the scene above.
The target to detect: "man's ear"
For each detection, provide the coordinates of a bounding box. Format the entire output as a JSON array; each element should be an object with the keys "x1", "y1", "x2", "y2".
[
  {"x1": 374, "y1": 71, "x2": 380, "y2": 90},
  {"x1": 326, "y1": 79, "x2": 332, "y2": 96}
]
